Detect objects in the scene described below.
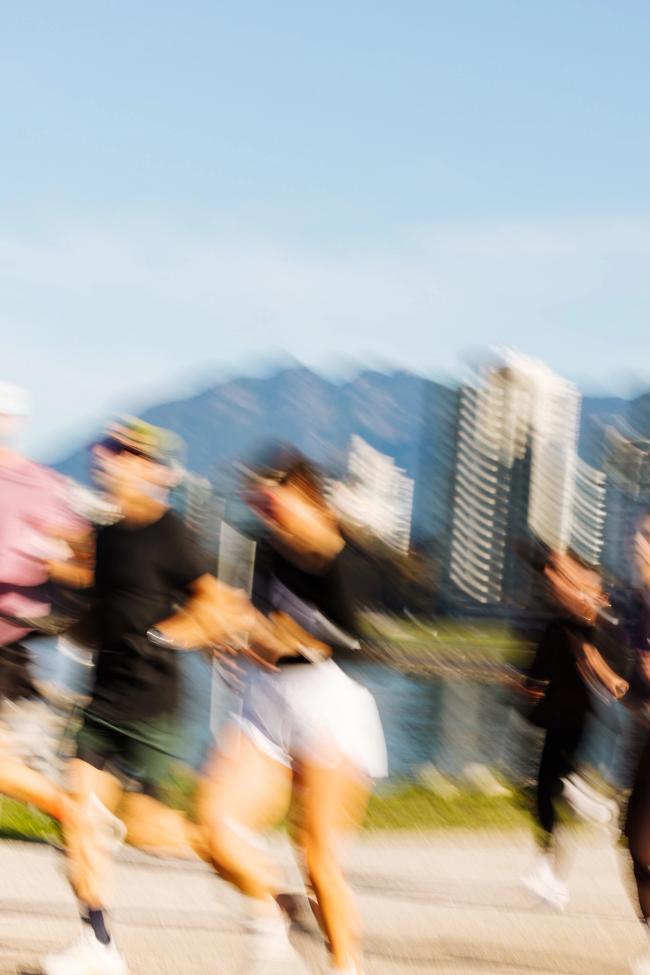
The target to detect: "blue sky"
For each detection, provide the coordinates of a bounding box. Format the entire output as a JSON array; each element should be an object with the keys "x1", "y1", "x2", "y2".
[{"x1": 2, "y1": 1, "x2": 650, "y2": 456}]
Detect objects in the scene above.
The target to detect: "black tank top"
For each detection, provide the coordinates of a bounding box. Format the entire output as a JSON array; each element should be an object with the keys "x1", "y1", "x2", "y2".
[{"x1": 251, "y1": 538, "x2": 362, "y2": 664}]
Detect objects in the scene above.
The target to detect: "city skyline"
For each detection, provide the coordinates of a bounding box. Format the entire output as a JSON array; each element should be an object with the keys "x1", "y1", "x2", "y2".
[
  {"x1": 48, "y1": 348, "x2": 650, "y2": 610},
  {"x1": 447, "y1": 350, "x2": 611, "y2": 610},
  {"x1": 20, "y1": 351, "x2": 650, "y2": 464}
]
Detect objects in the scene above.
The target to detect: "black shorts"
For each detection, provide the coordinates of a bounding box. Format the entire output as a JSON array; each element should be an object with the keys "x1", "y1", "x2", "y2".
[{"x1": 75, "y1": 711, "x2": 182, "y2": 798}]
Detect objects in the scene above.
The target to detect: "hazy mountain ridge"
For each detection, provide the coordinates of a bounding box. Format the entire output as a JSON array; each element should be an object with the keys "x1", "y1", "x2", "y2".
[{"x1": 55, "y1": 366, "x2": 637, "y2": 541}]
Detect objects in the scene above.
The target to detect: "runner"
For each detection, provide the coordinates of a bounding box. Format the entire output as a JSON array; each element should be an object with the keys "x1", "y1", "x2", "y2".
[
  {"x1": 0, "y1": 381, "x2": 88, "y2": 826},
  {"x1": 42, "y1": 417, "x2": 284, "y2": 975},
  {"x1": 194, "y1": 444, "x2": 388, "y2": 975},
  {"x1": 620, "y1": 515, "x2": 650, "y2": 975},
  {"x1": 520, "y1": 550, "x2": 627, "y2": 910}
]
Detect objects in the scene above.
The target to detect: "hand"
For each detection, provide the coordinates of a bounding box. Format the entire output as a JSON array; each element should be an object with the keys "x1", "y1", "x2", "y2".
[
  {"x1": 268, "y1": 611, "x2": 319, "y2": 655},
  {"x1": 152, "y1": 616, "x2": 279, "y2": 674},
  {"x1": 578, "y1": 643, "x2": 629, "y2": 701},
  {"x1": 544, "y1": 553, "x2": 603, "y2": 623},
  {"x1": 149, "y1": 616, "x2": 211, "y2": 650},
  {"x1": 232, "y1": 611, "x2": 332, "y2": 670},
  {"x1": 212, "y1": 633, "x2": 279, "y2": 673},
  {"x1": 499, "y1": 667, "x2": 546, "y2": 699}
]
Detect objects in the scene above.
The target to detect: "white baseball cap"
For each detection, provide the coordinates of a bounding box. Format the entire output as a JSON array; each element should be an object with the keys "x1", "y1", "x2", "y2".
[{"x1": 0, "y1": 382, "x2": 31, "y2": 417}]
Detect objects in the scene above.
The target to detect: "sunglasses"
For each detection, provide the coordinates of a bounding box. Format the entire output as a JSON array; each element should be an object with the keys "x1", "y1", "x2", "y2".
[
  {"x1": 95, "y1": 436, "x2": 152, "y2": 461},
  {"x1": 233, "y1": 460, "x2": 289, "y2": 486}
]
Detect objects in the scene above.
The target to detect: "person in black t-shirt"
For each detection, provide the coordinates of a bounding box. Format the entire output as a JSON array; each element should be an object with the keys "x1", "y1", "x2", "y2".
[
  {"x1": 195, "y1": 446, "x2": 386, "y2": 975},
  {"x1": 44, "y1": 418, "x2": 283, "y2": 975},
  {"x1": 520, "y1": 550, "x2": 627, "y2": 911},
  {"x1": 620, "y1": 514, "x2": 650, "y2": 975}
]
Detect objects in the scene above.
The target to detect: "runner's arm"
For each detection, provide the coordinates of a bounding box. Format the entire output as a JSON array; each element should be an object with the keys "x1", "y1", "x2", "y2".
[
  {"x1": 578, "y1": 641, "x2": 629, "y2": 699},
  {"x1": 45, "y1": 528, "x2": 95, "y2": 588},
  {"x1": 152, "y1": 573, "x2": 295, "y2": 666}
]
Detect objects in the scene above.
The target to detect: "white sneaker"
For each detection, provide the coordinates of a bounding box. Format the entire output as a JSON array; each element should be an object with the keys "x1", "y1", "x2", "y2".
[
  {"x1": 562, "y1": 773, "x2": 619, "y2": 826},
  {"x1": 521, "y1": 856, "x2": 569, "y2": 911},
  {"x1": 246, "y1": 906, "x2": 306, "y2": 975},
  {"x1": 42, "y1": 926, "x2": 128, "y2": 975}
]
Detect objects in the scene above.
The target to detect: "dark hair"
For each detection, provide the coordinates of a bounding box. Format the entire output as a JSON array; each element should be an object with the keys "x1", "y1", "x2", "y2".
[
  {"x1": 516, "y1": 538, "x2": 600, "y2": 576},
  {"x1": 562, "y1": 548, "x2": 601, "y2": 574},
  {"x1": 239, "y1": 440, "x2": 331, "y2": 511},
  {"x1": 282, "y1": 459, "x2": 329, "y2": 507}
]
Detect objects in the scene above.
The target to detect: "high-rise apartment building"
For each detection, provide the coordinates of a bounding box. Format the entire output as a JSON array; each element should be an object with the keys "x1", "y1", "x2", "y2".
[
  {"x1": 329, "y1": 435, "x2": 415, "y2": 554},
  {"x1": 601, "y1": 423, "x2": 650, "y2": 583},
  {"x1": 447, "y1": 350, "x2": 604, "y2": 609}
]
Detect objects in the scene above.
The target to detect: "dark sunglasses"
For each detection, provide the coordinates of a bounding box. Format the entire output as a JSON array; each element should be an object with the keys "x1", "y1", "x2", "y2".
[
  {"x1": 233, "y1": 460, "x2": 289, "y2": 486},
  {"x1": 95, "y1": 436, "x2": 152, "y2": 460}
]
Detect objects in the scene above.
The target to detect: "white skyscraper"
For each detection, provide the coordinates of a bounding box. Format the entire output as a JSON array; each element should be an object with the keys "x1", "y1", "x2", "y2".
[
  {"x1": 571, "y1": 458, "x2": 607, "y2": 568},
  {"x1": 601, "y1": 423, "x2": 650, "y2": 583},
  {"x1": 448, "y1": 350, "x2": 603, "y2": 607},
  {"x1": 330, "y1": 435, "x2": 414, "y2": 554}
]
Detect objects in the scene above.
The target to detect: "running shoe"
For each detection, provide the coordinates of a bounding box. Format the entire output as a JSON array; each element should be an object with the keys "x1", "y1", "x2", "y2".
[
  {"x1": 275, "y1": 891, "x2": 323, "y2": 934},
  {"x1": 246, "y1": 905, "x2": 307, "y2": 975},
  {"x1": 521, "y1": 856, "x2": 569, "y2": 911},
  {"x1": 561, "y1": 772, "x2": 619, "y2": 826},
  {"x1": 274, "y1": 892, "x2": 302, "y2": 930},
  {"x1": 42, "y1": 926, "x2": 128, "y2": 975}
]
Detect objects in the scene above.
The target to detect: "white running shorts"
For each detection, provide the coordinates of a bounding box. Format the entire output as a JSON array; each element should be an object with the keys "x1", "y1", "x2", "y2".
[{"x1": 230, "y1": 659, "x2": 388, "y2": 780}]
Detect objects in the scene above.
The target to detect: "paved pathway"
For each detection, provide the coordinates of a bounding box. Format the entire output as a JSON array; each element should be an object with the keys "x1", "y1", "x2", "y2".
[{"x1": 0, "y1": 830, "x2": 645, "y2": 974}]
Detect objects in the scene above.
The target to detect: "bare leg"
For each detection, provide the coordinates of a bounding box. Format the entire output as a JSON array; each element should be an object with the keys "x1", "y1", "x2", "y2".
[
  {"x1": 118, "y1": 791, "x2": 209, "y2": 861},
  {"x1": 64, "y1": 759, "x2": 123, "y2": 909},
  {"x1": 197, "y1": 728, "x2": 292, "y2": 903},
  {"x1": 0, "y1": 750, "x2": 72, "y2": 822},
  {"x1": 293, "y1": 758, "x2": 370, "y2": 971}
]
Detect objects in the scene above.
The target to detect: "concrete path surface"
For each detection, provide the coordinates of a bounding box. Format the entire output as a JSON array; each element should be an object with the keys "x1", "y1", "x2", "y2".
[{"x1": 0, "y1": 829, "x2": 646, "y2": 975}]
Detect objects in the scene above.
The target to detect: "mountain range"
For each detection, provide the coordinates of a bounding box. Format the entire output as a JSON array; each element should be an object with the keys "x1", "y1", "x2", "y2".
[{"x1": 57, "y1": 366, "x2": 647, "y2": 542}]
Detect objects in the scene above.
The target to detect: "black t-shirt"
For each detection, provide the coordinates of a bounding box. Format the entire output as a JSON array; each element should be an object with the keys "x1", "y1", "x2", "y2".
[
  {"x1": 87, "y1": 509, "x2": 210, "y2": 722},
  {"x1": 611, "y1": 590, "x2": 650, "y2": 707},
  {"x1": 252, "y1": 537, "x2": 365, "y2": 663},
  {"x1": 527, "y1": 618, "x2": 594, "y2": 731}
]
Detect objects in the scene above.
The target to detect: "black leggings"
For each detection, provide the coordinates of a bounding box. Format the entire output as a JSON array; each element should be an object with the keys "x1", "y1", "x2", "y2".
[
  {"x1": 626, "y1": 729, "x2": 650, "y2": 920},
  {"x1": 536, "y1": 726, "x2": 584, "y2": 839}
]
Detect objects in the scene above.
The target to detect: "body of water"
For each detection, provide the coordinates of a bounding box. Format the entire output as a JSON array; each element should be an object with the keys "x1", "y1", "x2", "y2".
[{"x1": 31, "y1": 639, "x2": 541, "y2": 784}]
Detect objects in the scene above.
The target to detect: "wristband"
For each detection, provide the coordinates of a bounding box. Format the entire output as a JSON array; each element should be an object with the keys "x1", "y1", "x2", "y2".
[{"x1": 147, "y1": 626, "x2": 176, "y2": 649}]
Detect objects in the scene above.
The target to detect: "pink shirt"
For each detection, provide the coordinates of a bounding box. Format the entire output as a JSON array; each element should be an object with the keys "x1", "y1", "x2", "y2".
[{"x1": 0, "y1": 458, "x2": 86, "y2": 645}]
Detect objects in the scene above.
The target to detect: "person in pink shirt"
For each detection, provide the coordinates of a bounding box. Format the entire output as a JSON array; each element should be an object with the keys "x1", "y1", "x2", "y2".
[{"x1": 0, "y1": 382, "x2": 89, "y2": 825}]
